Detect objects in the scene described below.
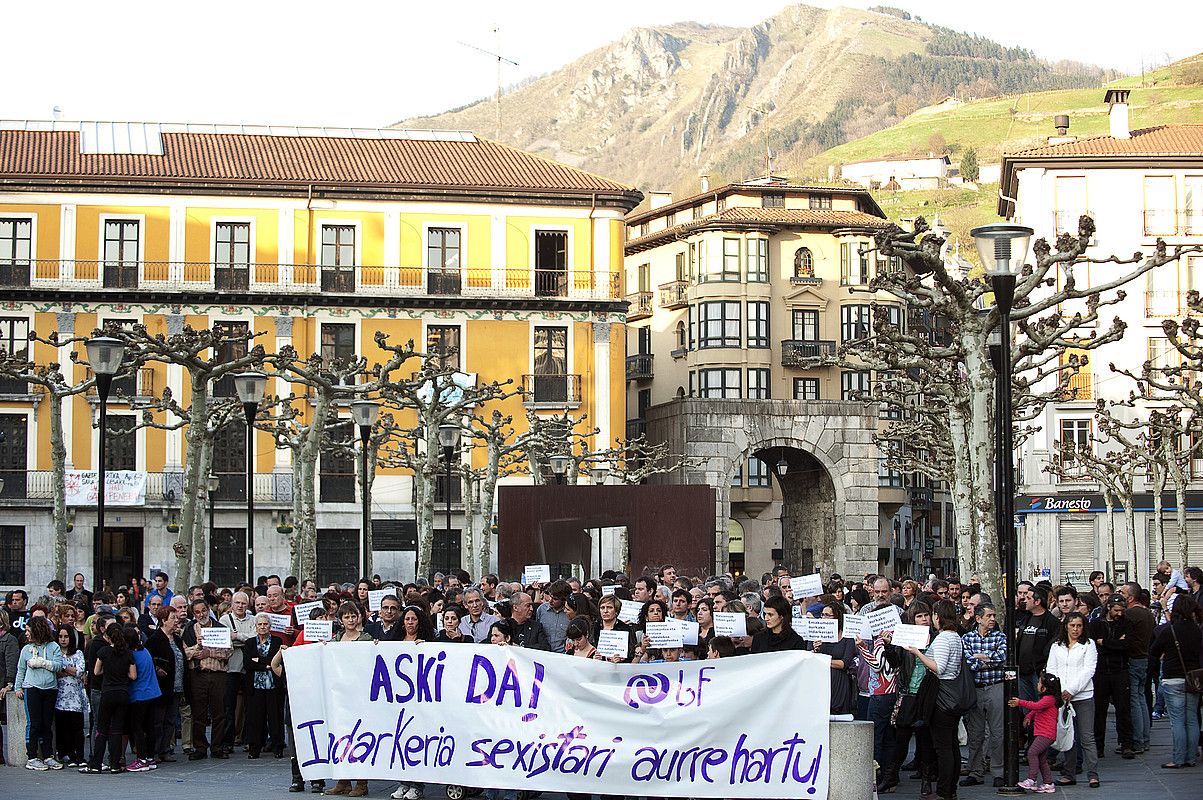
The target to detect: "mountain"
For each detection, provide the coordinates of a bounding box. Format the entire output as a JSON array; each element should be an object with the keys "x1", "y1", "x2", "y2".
[{"x1": 396, "y1": 3, "x2": 1115, "y2": 199}]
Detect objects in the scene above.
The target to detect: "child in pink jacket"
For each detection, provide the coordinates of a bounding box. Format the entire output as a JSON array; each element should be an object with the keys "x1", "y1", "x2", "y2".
[{"x1": 1009, "y1": 672, "x2": 1064, "y2": 793}]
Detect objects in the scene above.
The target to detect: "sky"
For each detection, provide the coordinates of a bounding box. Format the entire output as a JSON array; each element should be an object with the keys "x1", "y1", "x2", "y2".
[{"x1": 4, "y1": 0, "x2": 1200, "y2": 128}]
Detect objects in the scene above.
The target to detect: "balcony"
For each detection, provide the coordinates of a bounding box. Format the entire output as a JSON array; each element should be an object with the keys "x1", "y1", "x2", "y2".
[
  {"x1": 0, "y1": 469, "x2": 280, "y2": 504},
  {"x1": 1146, "y1": 290, "x2": 1182, "y2": 317},
  {"x1": 1053, "y1": 209, "x2": 1097, "y2": 240},
  {"x1": 1059, "y1": 371, "x2": 1094, "y2": 401},
  {"x1": 1141, "y1": 209, "x2": 1203, "y2": 237},
  {"x1": 781, "y1": 339, "x2": 836, "y2": 367},
  {"x1": 9, "y1": 260, "x2": 624, "y2": 301},
  {"x1": 625, "y1": 419, "x2": 646, "y2": 441},
  {"x1": 520, "y1": 373, "x2": 582, "y2": 408},
  {"x1": 84, "y1": 367, "x2": 156, "y2": 401},
  {"x1": 790, "y1": 275, "x2": 822, "y2": 287},
  {"x1": 658, "y1": 280, "x2": 689, "y2": 309},
  {"x1": 908, "y1": 486, "x2": 933, "y2": 510},
  {"x1": 626, "y1": 354, "x2": 654, "y2": 381},
  {"x1": 625, "y1": 291, "x2": 653, "y2": 320}
]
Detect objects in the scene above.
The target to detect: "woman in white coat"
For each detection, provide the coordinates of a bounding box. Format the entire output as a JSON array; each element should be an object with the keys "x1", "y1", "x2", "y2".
[{"x1": 1045, "y1": 611, "x2": 1100, "y2": 788}]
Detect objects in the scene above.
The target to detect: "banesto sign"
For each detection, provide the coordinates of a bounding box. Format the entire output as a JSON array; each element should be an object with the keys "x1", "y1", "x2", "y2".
[{"x1": 1023, "y1": 495, "x2": 1099, "y2": 513}]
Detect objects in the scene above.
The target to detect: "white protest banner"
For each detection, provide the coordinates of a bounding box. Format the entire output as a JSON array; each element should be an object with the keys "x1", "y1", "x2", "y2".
[
  {"x1": 596, "y1": 630, "x2": 630, "y2": 659},
  {"x1": 523, "y1": 564, "x2": 551, "y2": 584},
  {"x1": 789, "y1": 573, "x2": 824, "y2": 599},
  {"x1": 269, "y1": 613, "x2": 292, "y2": 633},
  {"x1": 294, "y1": 601, "x2": 325, "y2": 624},
  {"x1": 889, "y1": 623, "x2": 931, "y2": 650},
  {"x1": 866, "y1": 604, "x2": 902, "y2": 636},
  {"x1": 676, "y1": 620, "x2": 700, "y2": 646},
  {"x1": 601, "y1": 585, "x2": 618, "y2": 596},
  {"x1": 803, "y1": 618, "x2": 839, "y2": 643},
  {"x1": 285, "y1": 643, "x2": 830, "y2": 797},
  {"x1": 304, "y1": 620, "x2": 334, "y2": 643},
  {"x1": 200, "y1": 626, "x2": 232, "y2": 649},
  {"x1": 842, "y1": 615, "x2": 872, "y2": 640},
  {"x1": 368, "y1": 588, "x2": 397, "y2": 612},
  {"x1": 617, "y1": 599, "x2": 643, "y2": 624},
  {"x1": 712, "y1": 612, "x2": 747, "y2": 638},
  {"x1": 645, "y1": 621, "x2": 684, "y2": 649},
  {"x1": 65, "y1": 470, "x2": 147, "y2": 506}
]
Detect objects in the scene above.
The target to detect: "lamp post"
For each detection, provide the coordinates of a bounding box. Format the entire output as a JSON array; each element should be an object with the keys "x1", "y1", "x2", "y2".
[
  {"x1": 549, "y1": 454, "x2": 570, "y2": 485},
  {"x1": 86, "y1": 336, "x2": 126, "y2": 578},
  {"x1": 436, "y1": 422, "x2": 461, "y2": 582},
  {"x1": 206, "y1": 473, "x2": 220, "y2": 566},
  {"x1": 590, "y1": 463, "x2": 609, "y2": 573},
  {"x1": 351, "y1": 400, "x2": 381, "y2": 578},
  {"x1": 971, "y1": 223, "x2": 1033, "y2": 795},
  {"x1": 233, "y1": 371, "x2": 268, "y2": 584}
]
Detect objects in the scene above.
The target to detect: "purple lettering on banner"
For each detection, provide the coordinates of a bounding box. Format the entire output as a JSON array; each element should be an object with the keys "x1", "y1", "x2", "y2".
[
  {"x1": 623, "y1": 672, "x2": 670, "y2": 708},
  {"x1": 465, "y1": 654, "x2": 496, "y2": 704},
  {"x1": 370, "y1": 656, "x2": 393, "y2": 702}
]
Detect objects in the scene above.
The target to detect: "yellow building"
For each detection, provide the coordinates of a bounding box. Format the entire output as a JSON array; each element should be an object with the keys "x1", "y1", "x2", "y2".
[
  {"x1": 623, "y1": 178, "x2": 948, "y2": 580},
  {"x1": 0, "y1": 120, "x2": 640, "y2": 591}
]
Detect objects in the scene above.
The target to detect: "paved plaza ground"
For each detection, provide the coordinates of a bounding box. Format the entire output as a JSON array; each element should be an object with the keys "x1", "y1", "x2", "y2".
[{"x1": 2, "y1": 715, "x2": 1198, "y2": 799}]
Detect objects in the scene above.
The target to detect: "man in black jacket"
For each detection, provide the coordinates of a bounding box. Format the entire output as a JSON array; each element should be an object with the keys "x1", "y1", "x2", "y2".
[
  {"x1": 1015, "y1": 585, "x2": 1060, "y2": 700},
  {"x1": 510, "y1": 593, "x2": 550, "y2": 650},
  {"x1": 1089, "y1": 595, "x2": 1134, "y2": 758}
]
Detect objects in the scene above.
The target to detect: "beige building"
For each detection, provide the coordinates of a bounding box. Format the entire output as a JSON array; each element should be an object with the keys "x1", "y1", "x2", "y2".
[{"x1": 623, "y1": 178, "x2": 954, "y2": 579}]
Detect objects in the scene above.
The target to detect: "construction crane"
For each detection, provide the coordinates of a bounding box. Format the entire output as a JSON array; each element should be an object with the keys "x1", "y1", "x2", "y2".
[{"x1": 458, "y1": 28, "x2": 519, "y2": 140}]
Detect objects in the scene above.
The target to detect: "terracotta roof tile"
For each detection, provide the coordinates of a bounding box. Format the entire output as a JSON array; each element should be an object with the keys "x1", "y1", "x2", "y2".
[
  {"x1": 625, "y1": 206, "x2": 887, "y2": 250},
  {"x1": 0, "y1": 128, "x2": 637, "y2": 196},
  {"x1": 1005, "y1": 125, "x2": 1203, "y2": 158}
]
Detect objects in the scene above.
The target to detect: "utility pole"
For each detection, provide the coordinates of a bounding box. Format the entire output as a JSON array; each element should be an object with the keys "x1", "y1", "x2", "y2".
[{"x1": 458, "y1": 28, "x2": 519, "y2": 140}]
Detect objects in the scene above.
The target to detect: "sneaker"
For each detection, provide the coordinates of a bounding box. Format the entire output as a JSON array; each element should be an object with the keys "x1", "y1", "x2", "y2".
[
  {"x1": 1036, "y1": 784, "x2": 1056, "y2": 793},
  {"x1": 44, "y1": 757, "x2": 64, "y2": 769},
  {"x1": 1018, "y1": 778, "x2": 1039, "y2": 790},
  {"x1": 147, "y1": 758, "x2": 159, "y2": 769},
  {"x1": 1152, "y1": 711, "x2": 1165, "y2": 720},
  {"x1": 26, "y1": 758, "x2": 48, "y2": 771},
  {"x1": 128, "y1": 759, "x2": 151, "y2": 772},
  {"x1": 391, "y1": 788, "x2": 410, "y2": 800},
  {"x1": 404, "y1": 789, "x2": 422, "y2": 800}
]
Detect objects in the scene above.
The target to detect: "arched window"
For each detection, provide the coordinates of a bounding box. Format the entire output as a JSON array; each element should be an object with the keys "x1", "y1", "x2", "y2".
[
  {"x1": 675, "y1": 321, "x2": 687, "y2": 350},
  {"x1": 676, "y1": 386, "x2": 686, "y2": 398},
  {"x1": 794, "y1": 247, "x2": 814, "y2": 278}
]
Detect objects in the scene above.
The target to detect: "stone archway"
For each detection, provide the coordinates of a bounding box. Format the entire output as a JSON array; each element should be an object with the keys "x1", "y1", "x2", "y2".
[
  {"x1": 646, "y1": 398, "x2": 879, "y2": 578},
  {"x1": 753, "y1": 445, "x2": 837, "y2": 575}
]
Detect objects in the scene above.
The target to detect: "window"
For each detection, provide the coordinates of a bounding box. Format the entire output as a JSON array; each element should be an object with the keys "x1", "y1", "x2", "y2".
[
  {"x1": 840, "y1": 242, "x2": 869, "y2": 285},
  {"x1": 698, "y1": 301, "x2": 741, "y2": 348},
  {"x1": 431, "y1": 529, "x2": 462, "y2": 577},
  {"x1": 534, "y1": 230, "x2": 568, "y2": 297},
  {"x1": 1059, "y1": 418, "x2": 1092, "y2": 463},
  {"x1": 793, "y1": 378, "x2": 820, "y2": 400},
  {"x1": 793, "y1": 247, "x2": 814, "y2": 278},
  {"x1": 881, "y1": 304, "x2": 902, "y2": 330},
  {"x1": 792, "y1": 309, "x2": 819, "y2": 341},
  {"x1": 635, "y1": 326, "x2": 652, "y2": 355},
  {"x1": 102, "y1": 318, "x2": 138, "y2": 399},
  {"x1": 212, "y1": 321, "x2": 249, "y2": 397},
  {"x1": 747, "y1": 368, "x2": 770, "y2": 399},
  {"x1": 209, "y1": 528, "x2": 246, "y2": 588},
  {"x1": 532, "y1": 326, "x2": 569, "y2": 402},
  {"x1": 433, "y1": 449, "x2": 463, "y2": 505},
  {"x1": 0, "y1": 318, "x2": 30, "y2": 393},
  {"x1": 674, "y1": 251, "x2": 687, "y2": 282},
  {"x1": 674, "y1": 321, "x2": 687, "y2": 351},
  {"x1": 210, "y1": 423, "x2": 246, "y2": 501},
  {"x1": 747, "y1": 238, "x2": 768, "y2": 282},
  {"x1": 321, "y1": 323, "x2": 356, "y2": 368},
  {"x1": 730, "y1": 463, "x2": 743, "y2": 488},
  {"x1": 840, "y1": 304, "x2": 872, "y2": 343},
  {"x1": 316, "y1": 528, "x2": 359, "y2": 587},
  {"x1": 762, "y1": 193, "x2": 785, "y2": 208},
  {"x1": 1143, "y1": 175, "x2": 1176, "y2": 235},
  {"x1": 320, "y1": 224, "x2": 356, "y2": 292},
  {"x1": 426, "y1": 325, "x2": 461, "y2": 372},
  {"x1": 214, "y1": 222, "x2": 250, "y2": 290},
  {"x1": 809, "y1": 195, "x2": 832, "y2": 210},
  {"x1": 0, "y1": 525, "x2": 23, "y2": 585},
  {"x1": 879, "y1": 445, "x2": 904, "y2": 488},
  {"x1": 0, "y1": 414, "x2": 28, "y2": 498},
  {"x1": 320, "y1": 436, "x2": 356, "y2": 503},
  {"x1": 700, "y1": 237, "x2": 738, "y2": 282},
  {"x1": 699, "y1": 368, "x2": 741, "y2": 399},
  {"x1": 0, "y1": 218, "x2": 32, "y2": 287},
  {"x1": 841, "y1": 370, "x2": 871, "y2": 401},
  {"x1": 427, "y1": 227, "x2": 462, "y2": 294},
  {"x1": 748, "y1": 457, "x2": 770, "y2": 487},
  {"x1": 637, "y1": 388, "x2": 651, "y2": 419},
  {"x1": 103, "y1": 219, "x2": 139, "y2": 289},
  {"x1": 747, "y1": 301, "x2": 769, "y2": 348},
  {"x1": 105, "y1": 414, "x2": 137, "y2": 472}
]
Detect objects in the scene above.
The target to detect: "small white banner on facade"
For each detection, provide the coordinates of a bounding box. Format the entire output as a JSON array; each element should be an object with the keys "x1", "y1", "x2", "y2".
[
  {"x1": 65, "y1": 470, "x2": 147, "y2": 506},
  {"x1": 284, "y1": 643, "x2": 830, "y2": 797}
]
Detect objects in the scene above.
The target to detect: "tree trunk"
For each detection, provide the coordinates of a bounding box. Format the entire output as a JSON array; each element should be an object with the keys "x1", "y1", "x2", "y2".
[
  {"x1": 1102, "y1": 490, "x2": 1116, "y2": 576},
  {"x1": 174, "y1": 379, "x2": 210, "y2": 584},
  {"x1": 297, "y1": 395, "x2": 332, "y2": 582},
  {"x1": 1152, "y1": 464, "x2": 1166, "y2": 565},
  {"x1": 49, "y1": 392, "x2": 68, "y2": 582},
  {"x1": 461, "y1": 471, "x2": 476, "y2": 577},
  {"x1": 963, "y1": 338, "x2": 1003, "y2": 605},
  {"x1": 948, "y1": 403, "x2": 978, "y2": 583},
  {"x1": 190, "y1": 436, "x2": 215, "y2": 586},
  {"x1": 417, "y1": 423, "x2": 439, "y2": 580},
  {"x1": 1174, "y1": 480, "x2": 1188, "y2": 571},
  {"x1": 479, "y1": 440, "x2": 501, "y2": 576}
]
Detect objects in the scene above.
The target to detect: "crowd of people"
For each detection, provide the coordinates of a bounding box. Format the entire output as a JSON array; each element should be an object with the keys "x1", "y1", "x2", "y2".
[{"x1": 0, "y1": 561, "x2": 1199, "y2": 800}]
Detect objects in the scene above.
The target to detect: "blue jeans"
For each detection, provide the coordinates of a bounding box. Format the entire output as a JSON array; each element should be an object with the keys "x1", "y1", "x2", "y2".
[
  {"x1": 1162, "y1": 680, "x2": 1201, "y2": 766},
  {"x1": 1020, "y1": 673, "x2": 1039, "y2": 702},
  {"x1": 868, "y1": 693, "x2": 897, "y2": 770},
  {"x1": 1129, "y1": 660, "x2": 1150, "y2": 749}
]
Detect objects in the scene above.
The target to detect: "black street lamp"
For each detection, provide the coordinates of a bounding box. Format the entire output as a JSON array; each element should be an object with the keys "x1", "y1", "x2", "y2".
[
  {"x1": 351, "y1": 400, "x2": 381, "y2": 578},
  {"x1": 590, "y1": 463, "x2": 609, "y2": 573},
  {"x1": 972, "y1": 222, "x2": 1033, "y2": 795},
  {"x1": 86, "y1": 336, "x2": 126, "y2": 576},
  {"x1": 436, "y1": 422, "x2": 461, "y2": 581},
  {"x1": 233, "y1": 371, "x2": 268, "y2": 584},
  {"x1": 206, "y1": 473, "x2": 220, "y2": 565},
  {"x1": 549, "y1": 454, "x2": 570, "y2": 485}
]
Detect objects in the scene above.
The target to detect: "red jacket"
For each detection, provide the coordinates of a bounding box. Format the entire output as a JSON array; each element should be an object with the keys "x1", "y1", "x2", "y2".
[{"x1": 1017, "y1": 694, "x2": 1058, "y2": 740}]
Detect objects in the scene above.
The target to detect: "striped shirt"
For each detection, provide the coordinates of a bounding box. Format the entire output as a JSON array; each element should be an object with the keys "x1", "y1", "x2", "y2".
[{"x1": 857, "y1": 633, "x2": 897, "y2": 695}]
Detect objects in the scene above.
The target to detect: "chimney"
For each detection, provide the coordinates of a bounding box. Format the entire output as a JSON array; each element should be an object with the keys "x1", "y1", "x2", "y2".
[
  {"x1": 1047, "y1": 113, "x2": 1077, "y2": 145},
  {"x1": 1105, "y1": 89, "x2": 1131, "y2": 139},
  {"x1": 649, "y1": 191, "x2": 673, "y2": 210},
  {"x1": 699, "y1": 174, "x2": 710, "y2": 193}
]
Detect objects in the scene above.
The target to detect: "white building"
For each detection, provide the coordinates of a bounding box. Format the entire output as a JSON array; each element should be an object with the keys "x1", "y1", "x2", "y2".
[
  {"x1": 841, "y1": 155, "x2": 951, "y2": 190},
  {"x1": 1000, "y1": 89, "x2": 1203, "y2": 587}
]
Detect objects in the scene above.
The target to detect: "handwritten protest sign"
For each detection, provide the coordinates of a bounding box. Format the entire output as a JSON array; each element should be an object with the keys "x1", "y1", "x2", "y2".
[
  {"x1": 789, "y1": 573, "x2": 824, "y2": 599},
  {"x1": 645, "y1": 621, "x2": 684, "y2": 649},
  {"x1": 842, "y1": 614, "x2": 872, "y2": 640},
  {"x1": 523, "y1": 564, "x2": 551, "y2": 584},
  {"x1": 596, "y1": 630, "x2": 630, "y2": 659},
  {"x1": 294, "y1": 601, "x2": 324, "y2": 624},
  {"x1": 65, "y1": 470, "x2": 147, "y2": 506},
  {"x1": 676, "y1": 620, "x2": 700, "y2": 646},
  {"x1": 617, "y1": 599, "x2": 643, "y2": 624},
  {"x1": 890, "y1": 623, "x2": 931, "y2": 650},
  {"x1": 867, "y1": 604, "x2": 903, "y2": 635},
  {"x1": 713, "y1": 612, "x2": 747, "y2": 638},
  {"x1": 303, "y1": 620, "x2": 333, "y2": 642},
  {"x1": 200, "y1": 626, "x2": 232, "y2": 649},
  {"x1": 601, "y1": 585, "x2": 618, "y2": 596},
  {"x1": 368, "y1": 588, "x2": 397, "y2": 612},
  {"x1": 268, "y1": 613, "x2": 292, "y2": 633},
  {"x1": 284, "y1": 643, "x2": 830, "y2": 797}
]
